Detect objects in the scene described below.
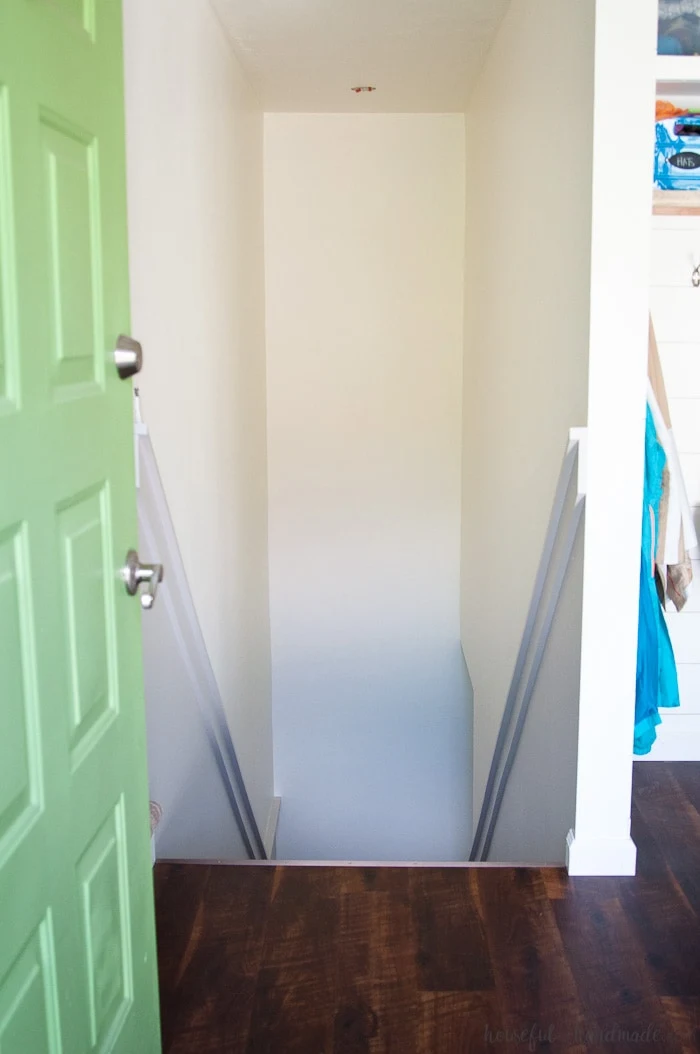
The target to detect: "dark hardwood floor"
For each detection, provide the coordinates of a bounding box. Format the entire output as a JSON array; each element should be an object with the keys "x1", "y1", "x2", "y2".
[{"x1": 154, "y1": 762, "x2": 700, "y2": 1053}]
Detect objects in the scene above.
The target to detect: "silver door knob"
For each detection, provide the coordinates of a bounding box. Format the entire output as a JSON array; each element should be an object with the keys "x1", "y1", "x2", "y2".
[
  {"x1": 114, "y1": 335, "x2": 143, "y2": 379},
  {"x1": 122, "y1": 550, "x2": 164, "y2": 609}
]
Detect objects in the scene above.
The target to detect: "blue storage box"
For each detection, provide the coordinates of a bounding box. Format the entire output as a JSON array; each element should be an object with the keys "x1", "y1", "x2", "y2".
[
  {"x1": 655, "y1": 113, "x2": 700, "y2": 189},
  {"x1": 659, "y1": 1, "x2": 700, "y2": 55}
]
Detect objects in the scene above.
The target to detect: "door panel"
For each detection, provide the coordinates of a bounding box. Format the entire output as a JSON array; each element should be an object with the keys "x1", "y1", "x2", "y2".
[
  {"x1": 0, "y1": 84, "x2": 18, "y2": 414},
  {"x1": 0, "y1": 523, "x2": 41, "y2": 857},
  {"x1": 0, "y1": 2, "x2": 161, "y2": 1051},
  {"x1": 41, "y1": 112, "x2": 105, "y2": 397},
  {"x1": 51, "y1": 0, "x2": 95, "y2": 41},
  {"x1": 0, "y1": 915, "x2": 61, "y2": 1054},
  {"x1": 58, "y1": 482, "x2": 118, "y2": 766},
  {"x1": 76, "y1": 798, "x2": 132, "y2": 1050}
]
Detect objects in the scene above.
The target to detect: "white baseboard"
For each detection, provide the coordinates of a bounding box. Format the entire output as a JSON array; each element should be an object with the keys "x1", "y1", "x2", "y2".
[
  {"x1": 263, "y1": 797, "x2": 281, "y2": 860},
  {"x1": 565, "y1": 829, "x2": 637, "y2": 876},
  {"x1": 635, "y1": 714, "x2": 700, "y2": 761},
  {"x1": 218, "y1": 859, "x2": 554, "y2": 867}
]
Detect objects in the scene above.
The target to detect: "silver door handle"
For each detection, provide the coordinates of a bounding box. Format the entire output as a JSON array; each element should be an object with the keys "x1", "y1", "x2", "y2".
[
  {"x1": 122, "y1": 549, "x2": 164, "y2": 609},
  {"x1": 114, "y1": 335, "x2": 143, "y2": 379}
]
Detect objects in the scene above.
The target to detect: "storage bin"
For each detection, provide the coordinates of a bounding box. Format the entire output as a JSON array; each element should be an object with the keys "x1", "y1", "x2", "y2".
[
  {"x1": 659, "y1": 0, "x2": 700, "y2": 55},
  {"x1": 655, "y1": 113, "x2": 700, "y2": 189}
]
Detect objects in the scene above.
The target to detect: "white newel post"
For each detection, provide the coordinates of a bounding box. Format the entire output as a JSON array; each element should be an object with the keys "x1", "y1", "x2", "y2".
[{"x1": 567, "y1": 0, "x2": 658, "y2": 877}]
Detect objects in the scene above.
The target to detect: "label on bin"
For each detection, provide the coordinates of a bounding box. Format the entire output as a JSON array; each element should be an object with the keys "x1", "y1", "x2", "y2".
[{"x1": 668, "y1": 152, "x2": 700, "y2": 170}]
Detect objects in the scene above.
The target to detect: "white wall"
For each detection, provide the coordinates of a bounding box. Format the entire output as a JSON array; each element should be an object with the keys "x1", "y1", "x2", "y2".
[
  {"x1": 123, "y1": 0, "x2": 274, "y2": 839},
  {"x1": 462, "y1": 0, "x2": 594, "y2": 830},
  {"x1": 463, "y1": 0, "x2": 658, "y2": 875},
  {"x1": 264, "y1": 114, "x2": 471, "y2": 860}
]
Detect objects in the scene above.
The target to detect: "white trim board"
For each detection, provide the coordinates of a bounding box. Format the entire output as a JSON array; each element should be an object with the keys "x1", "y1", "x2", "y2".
[
  {"x1": 569, "y1": 427, "x2": 588, "y2": 497},
  {"x1": 156, "y1": 858, "x2": 556, "y2": 868},
  {"x1": 572, "y1": 0, "x2": 657, "y2": 881},
  {"x1": 565, "y1": 830, "x2": 637, "y2": 877}
]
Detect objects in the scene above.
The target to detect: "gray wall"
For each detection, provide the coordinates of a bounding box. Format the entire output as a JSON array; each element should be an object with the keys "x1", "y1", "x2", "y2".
[
  {"x1": 265, "y1": 115, "x2": 473, "y2": 861},
  {"x1": 142, "y1": 594, "x2": 249, "y2": 861},
  {"x1": 462, "y1": 0, "x2": 594, "y2": 829},
  {"x1": 273, "y1": 646, "x2": 473, "y2": 861},
  {"x1": 487, "y1": 509, "x2": 584, "y2": 865},
  {"x1": 138, "y1": 435, "x2": 256, "y2": 862}
]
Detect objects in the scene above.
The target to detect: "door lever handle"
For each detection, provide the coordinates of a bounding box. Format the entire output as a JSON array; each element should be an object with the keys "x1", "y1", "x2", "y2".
[{"x1": 122, "y1": 549, "x2": 164, "y2": 610}]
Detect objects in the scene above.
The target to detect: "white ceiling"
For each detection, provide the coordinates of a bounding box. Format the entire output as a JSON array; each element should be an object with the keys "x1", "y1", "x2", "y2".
[{"x1": 212, "y1": 0, "x2": 511, "y2": 113}]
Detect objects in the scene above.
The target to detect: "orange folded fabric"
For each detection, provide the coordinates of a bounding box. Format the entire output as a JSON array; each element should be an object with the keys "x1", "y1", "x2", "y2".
[{"x1": 656, "y1": 99, "x2": 689, "y2": 121}]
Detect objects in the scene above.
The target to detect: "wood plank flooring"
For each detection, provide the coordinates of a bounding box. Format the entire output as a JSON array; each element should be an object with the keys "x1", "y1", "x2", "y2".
[{"x1": 154, "y1": 762, "x2": 700, "y2": 1053}]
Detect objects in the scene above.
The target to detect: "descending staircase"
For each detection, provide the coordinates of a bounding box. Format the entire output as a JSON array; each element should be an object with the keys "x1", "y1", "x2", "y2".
[{"x1": 470, "y1": 431, "x2": 587, "y2": 864}]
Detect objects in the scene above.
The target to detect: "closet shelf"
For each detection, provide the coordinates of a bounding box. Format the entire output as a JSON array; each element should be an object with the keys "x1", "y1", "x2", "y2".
[
  {"x1": 657, "y1": 55, "x2": 700, "y2": 96},
  {"x1": 654, "y1": 189, "x2": 700, "y2": 215}
]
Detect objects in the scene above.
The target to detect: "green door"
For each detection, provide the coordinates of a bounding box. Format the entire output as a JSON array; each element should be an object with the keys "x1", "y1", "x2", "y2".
[{"x1": 0, "y1": 2, "x2": 161, "y2": 1051}]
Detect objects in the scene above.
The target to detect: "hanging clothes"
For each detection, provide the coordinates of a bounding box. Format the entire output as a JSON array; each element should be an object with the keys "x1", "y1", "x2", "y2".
[
  {"x1": 648, "y1": 319, "x2": 697, "y2": 610},
  {"x1": 634, "y1": 404, "x2": 680, "y2": 755}
]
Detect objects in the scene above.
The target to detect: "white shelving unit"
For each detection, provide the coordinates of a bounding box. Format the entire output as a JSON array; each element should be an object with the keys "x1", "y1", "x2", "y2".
[
  {"x1": 657, "y1": 54, "x2": 700, "y2": 96},
  {"x1": 655, "y1": 57, "x2": 700, "y2": 215}
]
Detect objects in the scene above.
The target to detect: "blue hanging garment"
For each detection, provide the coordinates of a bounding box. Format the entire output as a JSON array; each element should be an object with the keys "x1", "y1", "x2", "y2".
[{"x1": 634, "y1": 405, "x2": 680, "y2": 755}]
